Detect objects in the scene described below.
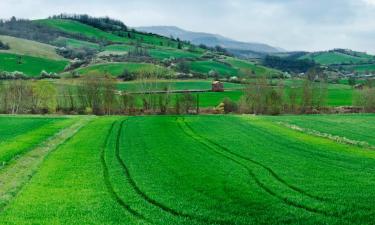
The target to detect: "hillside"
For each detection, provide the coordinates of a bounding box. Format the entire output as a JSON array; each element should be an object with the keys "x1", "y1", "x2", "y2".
[
  {"x1": 137, "y1": 26, "x2": 282, "y2": 55},
  {"x1": 0, "y1": 16, "x2": 280, "y2": 79},
  {"x1": 0, "y1": 35, "x2": 65, "y2": 60},
  {"x1": 299, "y1": 49, "x2": 375, "y2": 65}
]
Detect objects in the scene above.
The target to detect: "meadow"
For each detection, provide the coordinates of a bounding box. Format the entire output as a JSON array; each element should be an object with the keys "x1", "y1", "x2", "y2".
[
  {"x1": 0, "y1": 52, "x2": 68, "y2": 76},
  {"x1": 75, "y1": 62, "x2": 172, "y2": 77},
  {"x1": 0, "y1": 114, "x2": 374, "y2": 225}
]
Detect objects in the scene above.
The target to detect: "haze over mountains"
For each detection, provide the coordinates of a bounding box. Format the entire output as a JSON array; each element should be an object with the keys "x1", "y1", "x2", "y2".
[{"x1": 137, "y1": 26, "x2": 283, "y2": 56}]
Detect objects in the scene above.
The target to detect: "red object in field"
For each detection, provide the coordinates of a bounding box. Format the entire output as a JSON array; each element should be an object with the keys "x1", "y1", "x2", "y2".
[{"x1": 212, "y1": 81, "x2": 224, "y2": 92}]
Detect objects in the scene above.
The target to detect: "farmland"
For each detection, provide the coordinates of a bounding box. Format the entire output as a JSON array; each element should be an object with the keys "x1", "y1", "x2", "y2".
[
  {"x1": 0, "y1": 114, "x2": 374, "y2": 224},
  {"x1": 0, "y1": 52, "x2": 68, "y2": 76}
]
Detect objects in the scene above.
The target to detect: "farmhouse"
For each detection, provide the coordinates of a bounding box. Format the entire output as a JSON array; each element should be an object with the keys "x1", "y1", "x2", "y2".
[{"x1": 212, "y1": 81, "x2": 224, "y2": 92}]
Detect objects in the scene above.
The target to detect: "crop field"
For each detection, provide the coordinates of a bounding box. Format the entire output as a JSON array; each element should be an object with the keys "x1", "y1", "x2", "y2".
[
  {"x1": 0, "y1": 35, "x2": 64, "y2": 60},
  {"x1": 0, "y1": 115, "x2": 374, "y2": 225},
  {"x1": 36, "y1": 19, "x2": 129, "y2": 43},
  {"x1": 0, "y1": 116, "x2": 76, "y2": 165},
  {"x1": 117, "y1": 80, "x2": 244, "y2": 92},
  {"x1": 300, "y1": 52, "x2": 370, "y2": 65},
  {"x1": 0, "y1": 52, "x2": 68, "y2": 76},
  {"x1": 75, "y1": 63, "x2": 172, "y2": 77},
  {"x1": 265, "y1": 114, "x2": 375, "y2": 146},
  {"x1": 54, "y1": 37, "x2": 100, "y2": 50}
]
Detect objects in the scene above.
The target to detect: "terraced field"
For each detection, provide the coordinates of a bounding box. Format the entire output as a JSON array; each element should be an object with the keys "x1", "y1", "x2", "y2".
[{"x1": 0, "y1": 115, "x2": 374, "y2": 224}]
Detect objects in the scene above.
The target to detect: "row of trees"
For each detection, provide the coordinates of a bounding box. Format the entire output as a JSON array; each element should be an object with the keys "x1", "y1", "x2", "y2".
[
  {"x1": 0, "y1": 74, "x2": 373, "y2": 115},
  {"x1": 51, "y1": 14, "x2": 128, "y2": 32},
  {"x1": 0, "y1": 73, "x2": 199, "y2": 115},
  {"x1": 222, "y1": 77, "x2": 375, "y2": 115}
]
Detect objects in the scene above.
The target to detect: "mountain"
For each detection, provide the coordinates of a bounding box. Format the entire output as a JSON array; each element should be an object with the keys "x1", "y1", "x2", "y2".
[{"x1": 136, "y1": 26, "x2": 282, "y2": 57}]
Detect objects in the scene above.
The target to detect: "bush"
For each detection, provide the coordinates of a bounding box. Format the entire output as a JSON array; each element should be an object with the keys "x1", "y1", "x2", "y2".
[
  {"x1": 0, "y1": 40, "x2": 10, "y2": 50},
  {"x1": 223, "y1": 98, "x2": 238, "y2": 113}
]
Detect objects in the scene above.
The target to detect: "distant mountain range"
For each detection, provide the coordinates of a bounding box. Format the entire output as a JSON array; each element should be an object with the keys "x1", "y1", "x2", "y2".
[{"x1": 136, "y1": 26, "x2": 283, "y2": 57}]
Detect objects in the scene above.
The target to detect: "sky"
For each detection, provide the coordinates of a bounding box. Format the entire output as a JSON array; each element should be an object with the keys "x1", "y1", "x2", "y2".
[{"x1": 1, "y1": 0, "x2": 375, "y2": 53}]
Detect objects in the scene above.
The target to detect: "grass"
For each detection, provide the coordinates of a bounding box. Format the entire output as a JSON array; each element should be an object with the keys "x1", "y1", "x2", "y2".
[
  {"x1": 75, "y1": 62, "x2": 172, "y2": 77},
  {"x1": 1, "y1": 115, "x2": 374, "y2": 224},
  {"x1": 343, "y1": 64, "x2": 375, "y2": 73},
  {"x1": 36, "y1": 19, "x2": 129, "y2": 43},
  {"x1": 149, "y1": 47, "x2": 202, "y2": 59},
  {"x1": 0, "y1": 116, "x2": 75, "y2": 165},
  {"x1": 117, "y1": 80, "x2": 244, "y2": 92},
  {"x1": 0, "y1": 35, "x2": 64, "y2": 60},
  {"x1": 0, "y1": 52, "x2": 68, "y2": 76},
  {"x1": 300, "y1": 52, "x2": 370, "y2": 65},
  {"x1": 54, "y1": 37, "x2": 100, "y2": 50},
  {"x1": 0, "y1": 117, "x2": 136, "y2": 224},
  {"x1": 225, "y1": 57, "x2": 281, "y2": 77},
  {"x1": 190, "y1": 60, "x2": 238, "y2": 77},
  {"x1": 265, "y1": 114, "x2": 375, "y2": 146}
]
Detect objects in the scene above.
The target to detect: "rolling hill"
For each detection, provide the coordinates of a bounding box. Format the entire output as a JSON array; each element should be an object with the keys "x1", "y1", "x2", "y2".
[
  {"x1": 137, "y1": 26, "x2": 282, "y2": 55},
  {"x1": 299, "y1": 49, "x2": 375, "y2": 65}
]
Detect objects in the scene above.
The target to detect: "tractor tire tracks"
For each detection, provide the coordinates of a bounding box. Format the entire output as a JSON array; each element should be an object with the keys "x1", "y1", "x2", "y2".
[
  {"x1": 177, "y1": 118, "x2": 337, "y2": 217},
  {"x1": 100, "y1": 120, "x2": 149, "y2": 223},
  {"x1": 116, "y1": 120, "x2": 231, "y2": 225}
]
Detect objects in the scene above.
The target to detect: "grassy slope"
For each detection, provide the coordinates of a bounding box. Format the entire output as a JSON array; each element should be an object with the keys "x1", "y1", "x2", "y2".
[
  {"x1": 54, "y1": 37, "x2": 100, "y2": 49},
  {"x1": 76, "y1": 62, "x2": 170, "y2": 77},
  {"x1": 300, "y1": 52, "x2": 371, "y2": 65},
  {"x1": 0, "y1": 115, "x2": 374, "y2": 224},
  {"x1": 0, "y1": 116, "x2": 75, "y2": 164},
  {"x1": 191, "y1": 60, "x2": 238, "y2": 77},
  {"x1": 225, "y1": 57, "x2": 281, "y2": 76},
  {"x1": 36, "y1": 19, "x2": 129, "y2": 43},
  {"x1": 0, "y1": 53, "x2": 68, "y2": 76},
  {"x1": 0, "y1": 35, "x2": 65, "y2": 60},
  {"x1": 343, "y1": 64, "x2": 375, "y2": 72},
  {"x1": 0, "y1": 117, "x2": 137, "y2": 225},
  {"x1": 265, "y1": 114, "x2": 375, "y2": 146}
]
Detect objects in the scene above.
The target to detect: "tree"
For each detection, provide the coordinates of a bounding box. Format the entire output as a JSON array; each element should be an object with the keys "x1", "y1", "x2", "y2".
[
  {"x1": 31, "y1": 80, "x2": 57, "y2": 113},
  {"x1": 348, "y1": 76, "x2": 356, "y2": 87},
  {"x1": 177, "y1": 61, "x2": 190, "y2": 74},
  {"x1": 119, "y1": 69, "x2": 135, "y2": 81}
]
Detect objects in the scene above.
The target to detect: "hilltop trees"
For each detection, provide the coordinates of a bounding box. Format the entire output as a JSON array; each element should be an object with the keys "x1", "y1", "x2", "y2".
[{"x1": 51, "y1": 14, "x2": 128, "y2": 32}]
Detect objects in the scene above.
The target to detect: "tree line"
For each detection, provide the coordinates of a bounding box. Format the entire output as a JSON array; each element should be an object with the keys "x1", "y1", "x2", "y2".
[{"x1": 0, "y1": 73, "x2": 373, "y2": 115}]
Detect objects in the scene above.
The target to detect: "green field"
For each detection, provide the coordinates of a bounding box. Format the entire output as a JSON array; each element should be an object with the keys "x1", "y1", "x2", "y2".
[
  {"x1": 301, "y1": 52, "x2": 371, "y2": 65},
  {"x1": 0, "y1": 35, "x2": 64, "y2": 60},
  {"x1": 343, "y1": 64, "x2": 375, "y2": 73},
  {"x1": 0, "y1": 52, "x2": 68, "y2": 76},
  {"x1": 117, "y1": 80, "x2": 243, "y2": 92},
  {"x1": 225, "y1": 57, "x2": 281, "y2": 77},
  {"x1": 149, "y1": 47, "x2": 202, "y2": 59},
  {"x1": 54, "y1": 37, "x2": 100, "y2": 50},
  {"x1": 75, "y1": 63, "x2": 172, "y2": 77},
  {"x1": 36, "y1": 19, "x2": 129, "y2": 43},
  {"x1": 265, "y1": 114, "x2": 375, "y2": 146},
  {"x1": 191, "y1": 60, "x2": 238, "y2": 77},
  {"x1": 0, "y1": 115, "x2": 374, "y2": 224},
  {"x1": 0, "y1": 116, "x2": 75, "y2": 164}
]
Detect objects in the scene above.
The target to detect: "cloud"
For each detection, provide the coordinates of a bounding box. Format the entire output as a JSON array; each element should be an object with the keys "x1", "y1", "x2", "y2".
[{"x1": 0, "y1": 0, "x2": 374, "y2": 53}]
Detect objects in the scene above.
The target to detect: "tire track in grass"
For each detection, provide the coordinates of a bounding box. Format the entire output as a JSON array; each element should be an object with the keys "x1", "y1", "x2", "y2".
[
  {"x1": 177, "y1": 118, "x2": 338, "y2": 218},
  {"x1": 186, "y1": 118, "x2": 329, "y2": 203},
  {"x1": 0, "y1": 117, "x2": 91, "y2": 212},
  {"x1": 100, "y1": 120, "x2": 149, "y2": 223},
  {"x1": 116, "y1": 119, "x2": 231, "y2": 225}
]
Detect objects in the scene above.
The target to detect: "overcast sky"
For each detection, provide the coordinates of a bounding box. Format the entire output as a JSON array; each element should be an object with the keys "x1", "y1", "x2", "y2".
[{"x1": 1, "y1": 0, "x2": 375, "y2": 53}]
